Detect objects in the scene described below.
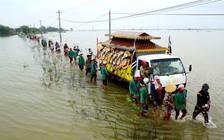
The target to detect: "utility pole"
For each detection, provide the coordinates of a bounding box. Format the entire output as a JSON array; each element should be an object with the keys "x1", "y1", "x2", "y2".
[
  {"x1": 39, "y1": 20, "x2": 43, "y2": 37},
  {"x1": 39, "y1": 20, "x2": 42, "y2": 27},
  {"x1": 109, "y1": 10, "x2": 111, "y2": 40},
  {"x1": 57, "y1": 10, "x2": 62, "y2": 44}
]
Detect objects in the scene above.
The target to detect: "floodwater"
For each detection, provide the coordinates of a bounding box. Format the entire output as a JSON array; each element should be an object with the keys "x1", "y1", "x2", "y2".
[{"x1": 0, "y1": 30, "x2": 224, "y2": 140}]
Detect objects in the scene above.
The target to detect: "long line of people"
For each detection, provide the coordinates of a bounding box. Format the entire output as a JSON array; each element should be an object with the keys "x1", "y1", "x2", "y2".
[
  {"x1": 29, "y1": 35, "x2": 110, "y2": 91},
  {"x1": 62, "y1": 43, "x2": 109, "y2": 91}
]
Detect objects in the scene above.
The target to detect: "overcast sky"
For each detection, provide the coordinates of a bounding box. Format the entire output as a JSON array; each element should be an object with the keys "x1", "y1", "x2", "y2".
[{"x1": 1, "y1": 0, "x2": 224, "y2": 30}]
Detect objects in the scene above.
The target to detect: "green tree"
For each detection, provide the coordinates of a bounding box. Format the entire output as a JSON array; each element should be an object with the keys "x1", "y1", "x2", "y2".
[
  {"x1": 20, "y1": 25, "x2": 30, "y2": 35},
  {"x1": 39, "y1": 26, "x2": 46, "y2": 33},
  {"x1": 46, "y1": 26, "x2": 59, "y2": 32},
  {"x1": 0, "y1": 24, "x2": 14, "y2": 36}
]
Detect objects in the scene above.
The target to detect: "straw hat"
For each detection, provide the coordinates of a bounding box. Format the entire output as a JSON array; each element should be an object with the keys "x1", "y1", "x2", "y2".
[{"x1": 165, "y1": 84, "x2": 177, "y2": 93}]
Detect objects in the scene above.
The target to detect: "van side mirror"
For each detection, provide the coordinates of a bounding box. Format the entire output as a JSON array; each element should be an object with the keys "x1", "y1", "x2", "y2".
[
  {"x1": 168, "y1": 46, "x2": 172, "y2": 55},
  {"x1": 189, "y1": 65, "x2": 192, "y2": 72}
]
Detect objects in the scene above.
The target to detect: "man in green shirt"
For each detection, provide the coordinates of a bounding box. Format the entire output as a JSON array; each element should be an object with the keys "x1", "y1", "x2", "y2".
[
  {"x1": 90, "y1": 59, "x2": 97, "y2": 82},
  {"x1": 129, "y1": 77, "x2": 140, "y2": 105},
  {"x1": 78, "y1": 53, "x2": 85, "y2": 70},
  {"x1": 174, "y1": 84, "x2": 187, "y2": 120},
  {"x1": 68, "y1": 48, "x2": 75, "y2": 63}
]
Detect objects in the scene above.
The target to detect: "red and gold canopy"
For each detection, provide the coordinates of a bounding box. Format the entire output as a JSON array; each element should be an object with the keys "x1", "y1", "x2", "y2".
[{"x1": 100, "y1": 31, "x2": 169, "y2": 53}]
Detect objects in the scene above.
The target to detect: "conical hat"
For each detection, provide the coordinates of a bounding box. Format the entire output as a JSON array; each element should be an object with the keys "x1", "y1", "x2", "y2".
[{"x1": 165, "y1": 84, "x2": 177, "y2": 93}]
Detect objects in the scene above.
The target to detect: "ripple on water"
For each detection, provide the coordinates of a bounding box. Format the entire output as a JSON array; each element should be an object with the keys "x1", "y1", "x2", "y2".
[{"x1": 1, "y1": 31, "x2": 224, "y2": 139}]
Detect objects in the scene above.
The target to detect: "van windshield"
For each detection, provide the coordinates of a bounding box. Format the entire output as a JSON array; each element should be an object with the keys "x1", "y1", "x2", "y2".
[{"x1": 151, "y1": 58, "x2": 185, "y2": 76}]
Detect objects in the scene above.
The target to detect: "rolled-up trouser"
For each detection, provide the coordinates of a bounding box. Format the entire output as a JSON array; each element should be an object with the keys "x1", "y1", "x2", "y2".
[
  {"x1": 69, "y1": 57, "x2": 73, "y2": 63},
  {"x1": 141, "y1": 104, "x2": 148, "y2": 113},
  {"x1": 193, "y1": 105, "x2": 208, "y2": 123},
  {"x1": 91, "y1": 73, "x2": 97, "y2": 81},
  {"x1": 129, "y1": 94, "x2": 139, "y2": 104},
  {"x1": 175, "y1": 108, "x2": 187, "y2": 119},
  {"x1": 79, "y1": 65, "x2": 84, "y2": 70}
]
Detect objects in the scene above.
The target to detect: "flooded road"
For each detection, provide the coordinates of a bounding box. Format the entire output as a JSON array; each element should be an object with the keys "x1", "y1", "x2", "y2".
[{"x1": 0, "y1": 30, "x2": 224, "y2": 140}]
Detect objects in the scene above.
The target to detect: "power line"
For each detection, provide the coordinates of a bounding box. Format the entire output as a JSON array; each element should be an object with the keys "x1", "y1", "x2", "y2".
[
  {"x1": 155, "y1": 13, "x2": 224, "y2": 16},
  {"x1": 61, "y1": 13, "x2": 109, "y2": 29},
  {"x1": 111, "y1": 0, "x2": 223, "y2": 21},
  {"x1": 61, "y1": 13, "x2": 108, "y2": 23},
  {"x1": 61, "y1": 0, "x2": 223, "y2": 28},
  {"x1": 111, "y1": 13, "x2": 224, "y2": 16},
  {"x1": 160, "y1": 0, "x2": 223, "y2": 13}
]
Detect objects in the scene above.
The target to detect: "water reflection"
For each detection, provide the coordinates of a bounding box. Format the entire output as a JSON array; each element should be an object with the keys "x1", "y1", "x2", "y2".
[
  {"x1": 30, "y1": 43, "x2": 68, "y2": 88},
  {"x1": 1, "y1": 31, "x2": 224, "y2": 140},
  {"x1": 27, "y1": 39, "x2": 218, "y2": 139}
]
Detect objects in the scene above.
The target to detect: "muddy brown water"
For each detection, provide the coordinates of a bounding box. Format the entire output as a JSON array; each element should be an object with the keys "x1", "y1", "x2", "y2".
[{"x1": 0, "y1": 30, "x2": 224, "y2": 139}]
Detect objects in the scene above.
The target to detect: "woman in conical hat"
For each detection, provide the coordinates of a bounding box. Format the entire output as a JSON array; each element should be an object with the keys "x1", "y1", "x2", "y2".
[
  {"x1": 165, "y1": 84, "x2": 177, "y2": 93},
  {"x1": 162, "y1": 84, "x2": 177, "y2": 121}
]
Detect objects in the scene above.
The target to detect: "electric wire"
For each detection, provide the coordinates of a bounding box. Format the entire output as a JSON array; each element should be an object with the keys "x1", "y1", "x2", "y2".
[
  {"x1": 112, "y1": 13, "x2": 224, "y2": 16},
  {"x1": 153, "y1": 13, "x2": 224, "y2": 16},
  {"x1": 111, "y1": 0, "x2": 223, "y2": 21},
  {"x1": 61, "y1": 13, "x2": 108, "y2": 23},
  {"x1": 60, "y1": 0, "x2": 223, "y2": 28}
]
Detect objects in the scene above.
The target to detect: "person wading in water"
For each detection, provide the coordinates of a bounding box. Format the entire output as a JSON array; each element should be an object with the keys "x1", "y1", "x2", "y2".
[
  {"x1": 174, "y1": 84, "x2": 187, "y2": 120},
  {"x1": 100, "y1": 61, "x2": 109, "y2": 90},
  {"x1": 192, "y1": 83, "x2": 211, "y2": 124},
  {"x1": 162, "y1": 84, "x2": 176, "y2": 121},
  {"x1": 140, "y1": 78, "x2": 149, "y2": 116},
  {"x1": 129, "y1": 77, "x2": 140, "y2": 105}
]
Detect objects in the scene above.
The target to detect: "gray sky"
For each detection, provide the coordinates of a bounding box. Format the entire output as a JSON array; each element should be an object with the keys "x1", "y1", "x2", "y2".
[{"x1": 1, "y1": 0, "x2": 224, "y2": 29}]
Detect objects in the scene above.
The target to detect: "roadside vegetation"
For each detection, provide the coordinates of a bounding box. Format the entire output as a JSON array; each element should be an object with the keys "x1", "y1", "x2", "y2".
[
  {"x1": 0, "y1": 24, "x2": 66, "y2": 36},
  {"x1": 0, "y1": 25, "x2": 15, "y2": 36}
]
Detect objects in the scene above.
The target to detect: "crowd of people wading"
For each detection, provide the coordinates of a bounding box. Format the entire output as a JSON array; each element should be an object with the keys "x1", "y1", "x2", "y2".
[{"x1": 28, "y1": 35, "x2": 211, "y2": 125}]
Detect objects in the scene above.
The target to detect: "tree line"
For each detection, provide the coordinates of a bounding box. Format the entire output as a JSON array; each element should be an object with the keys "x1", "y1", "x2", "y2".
[{"x1": 0, "y1": 24, "x2": 66, "y2": 36}]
